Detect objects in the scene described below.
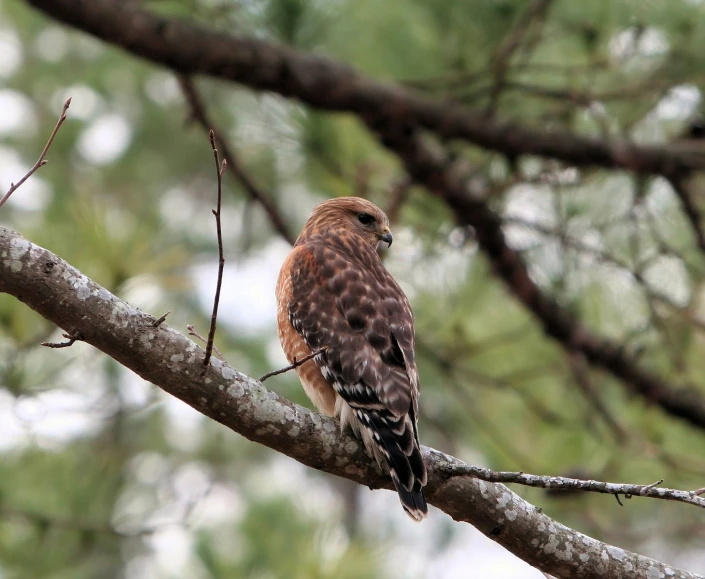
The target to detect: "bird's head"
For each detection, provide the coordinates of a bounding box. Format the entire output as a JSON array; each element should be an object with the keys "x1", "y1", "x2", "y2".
[{"x1": 299, "y1": 197, "x2": 393, "y2": 250}]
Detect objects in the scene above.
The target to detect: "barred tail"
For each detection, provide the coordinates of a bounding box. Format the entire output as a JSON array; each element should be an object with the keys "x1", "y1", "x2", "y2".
[
  {"x1": 394, "y1": 479, "x2": 427, "y2": 522},
  {"x1": 363, "y1": 411, "x2": 428, "y2": 521}
]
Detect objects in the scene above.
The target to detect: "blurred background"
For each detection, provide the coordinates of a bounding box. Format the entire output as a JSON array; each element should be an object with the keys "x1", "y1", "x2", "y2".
[{"x1": 2, "y1": 0, "x2": 705, "y2": 577}]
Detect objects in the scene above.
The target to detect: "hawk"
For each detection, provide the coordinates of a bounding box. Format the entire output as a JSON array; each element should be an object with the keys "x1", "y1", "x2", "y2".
[{"x1": 276, "y1": 196, "x2": 428, "y2": 521}]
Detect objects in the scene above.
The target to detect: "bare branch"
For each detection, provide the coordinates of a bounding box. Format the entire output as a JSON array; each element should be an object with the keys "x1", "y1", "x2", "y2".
[
  {"x1": 202, "y1": 131, "x2": 226, "y2": 369},
  {"x1": 0, "y1": 98, "x2": 71, "y2": 209},
  {"x1": 1, "y1": 225, "x2": 702, "y2": 579},
  {"x1": 259, "y1": 347, "x2": 327, "y2": 383},
  {"x1": 668, "y1": 175, "x2": 705, "y2": 256},
  {"x1": 442, "y1": 463, "x2": 705, "y2": 510}
]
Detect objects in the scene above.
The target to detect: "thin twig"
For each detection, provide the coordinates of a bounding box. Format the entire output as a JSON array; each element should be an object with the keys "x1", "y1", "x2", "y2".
[
  {"x1": 178, "y1": 76, "x2": 295, "y2": 245},
  {"x1": 259, "y1": 348, "x2": 327, "y2": 382},
  {"x1": 41, "y1": 330, "x2": 83, "y2": 349},
  {"x1": 442, "y1": 460, "x2": 705, "y2": 509},
  {"x1": 186, "y1": 324, "x2": 225, "y2": 361},
  {"x1": 203, "y1": 131, "x2": 226, "y2": 369},
  {"x1": 0, "y1": 98, "x2": 71, "y2": 209}
]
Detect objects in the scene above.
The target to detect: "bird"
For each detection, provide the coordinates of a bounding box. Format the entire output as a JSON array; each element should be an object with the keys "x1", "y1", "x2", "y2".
[{"x1": 276, "y1": 196, "x2": 428, "y2": 521}]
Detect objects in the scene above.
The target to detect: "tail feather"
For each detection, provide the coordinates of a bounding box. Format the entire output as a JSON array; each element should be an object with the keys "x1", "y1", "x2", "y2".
[
  {"x1": 364, "y1": 411, "x2": 428, "y2": 521},
  {"x1": 394, "y1": 479, "x2": 428, "y2": 522}
]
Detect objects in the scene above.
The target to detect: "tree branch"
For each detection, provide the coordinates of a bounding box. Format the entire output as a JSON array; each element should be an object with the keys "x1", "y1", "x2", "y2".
[
  {"x1": 0, "y1": 97, "x2": 71, "y2": 209},
  {"x1": 200, "y1": 131, "x2": 227, "y2": 369},
  {"x1": 668, "y1": 175, "x2": 705, "y2": 256},
  {"x1": 1, "y1": 225, "x2": 702, "y2": 579},
  {"x1": 444, "y1": 464, "x2": 705, "y2": 510},
  {"x1": 259, "y1": 347, "x2": 326, "y2": 383},
  {"x1": 24, "y1": 0, "x2": 705, "y2": 177}
]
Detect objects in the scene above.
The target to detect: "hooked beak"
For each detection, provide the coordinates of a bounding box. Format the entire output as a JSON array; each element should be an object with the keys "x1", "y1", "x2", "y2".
[{"x1": 378, "y1": 227, "x2": 393, "y2": 248}]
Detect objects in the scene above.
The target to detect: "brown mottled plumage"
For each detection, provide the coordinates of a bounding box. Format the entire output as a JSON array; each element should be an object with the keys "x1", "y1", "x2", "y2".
[{"x1": 276, "y1": 197, "x2": 427, "y2": 521}]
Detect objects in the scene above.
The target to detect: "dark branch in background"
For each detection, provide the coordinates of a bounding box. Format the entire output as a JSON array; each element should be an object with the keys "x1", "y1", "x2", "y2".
[
  {"x1": 203, "y1": 134, "x2": 226, "y2": 369},
  {"x1": 178, "y1": 76, "x2": 296, "y2": 245},
  {"x1": 668, "y1": 175, "x2": 705, "y2": 256},
  {"x1": 367, "y1": 119, "x2": 705, "y2": 432},
  {"x1": 0, "y1": 97, "x2": 71, "y2": 209},
  {"x1": 0, "y1": 226, "x2": 702, "y2": 579},
  {"x1": 25, "y1": 0, "x2": 705, "y2": 177}
]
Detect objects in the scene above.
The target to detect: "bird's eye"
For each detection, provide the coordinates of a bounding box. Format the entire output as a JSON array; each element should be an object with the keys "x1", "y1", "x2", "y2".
[{"x1": 357, "y1": 213, "x2": 375, "y2": 225}]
